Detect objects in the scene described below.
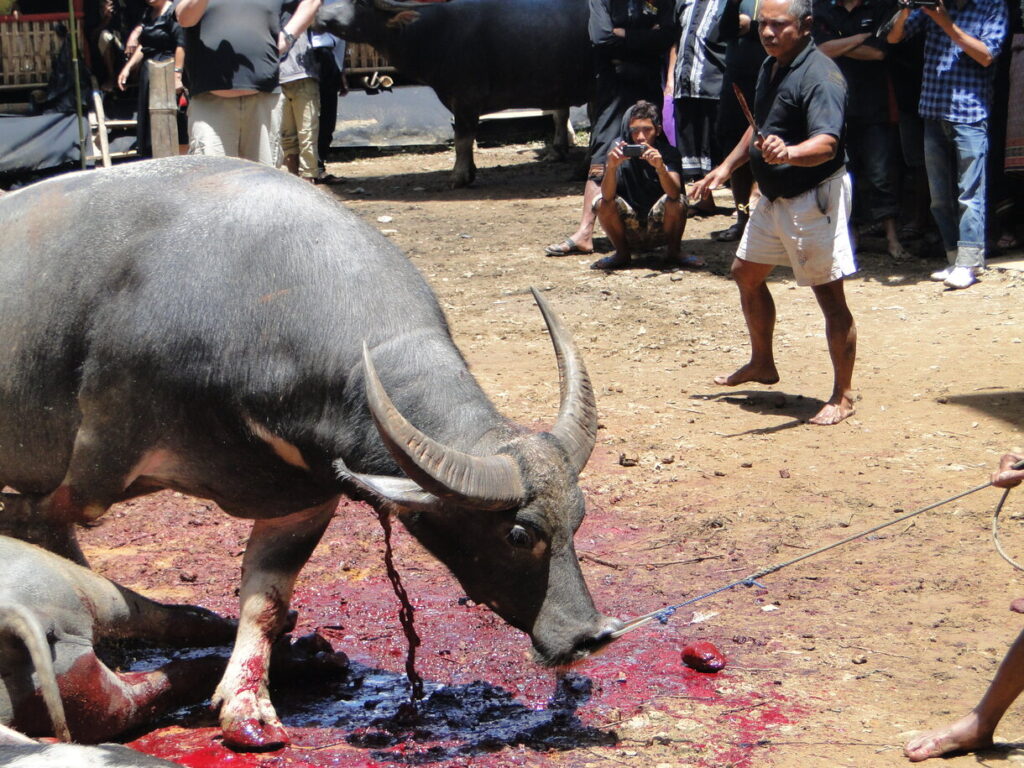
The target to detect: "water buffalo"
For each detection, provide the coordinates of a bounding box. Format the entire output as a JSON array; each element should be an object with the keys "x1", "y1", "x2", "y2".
[
  {"x1": 0, "y1": 156, "x2": 619, "y2": 750},
  {"x1": 318, "y1": 0, "x2": 592, "y2": 187},
  {"x1": 0, "y1": 536, "x2": 234, "y2": 743}
]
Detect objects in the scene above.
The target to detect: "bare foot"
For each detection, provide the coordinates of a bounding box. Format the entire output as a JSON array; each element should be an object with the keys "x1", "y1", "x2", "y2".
[
  {"x1": 903, "y1": 713, "x2": 993, "y2": 762},
  {"x1": 590, "y1": 253, "x2": 631, "y2": 270},
  {"x1": 1010, "y1": 597, "x2": 1024, "y2": 614},
  {"x1": 713, "y1": 363, "x2": 779, "y2": 387},
  {"x1": 808, "y1": 398, "x2": 855, "y2": 426}
]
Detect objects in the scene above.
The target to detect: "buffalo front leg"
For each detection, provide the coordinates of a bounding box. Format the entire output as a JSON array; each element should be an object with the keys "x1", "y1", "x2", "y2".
[
  {"x1": 450, "y1": 109, "x2": 479, "y2": 188},
  {"x1": 212, "y1": 500, "x2": 336, "y2": 751},
  {"x1": 548, "y1": 108, "x2": 572, "y2": 161}
]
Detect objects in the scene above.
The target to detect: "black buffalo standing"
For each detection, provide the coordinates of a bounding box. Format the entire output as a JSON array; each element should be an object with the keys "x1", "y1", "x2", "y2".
[
  {"x1": 318, "y1": 0, "x2": 592, "y2": 187},
  {"x1": 0, "y1": 157, "x2": 619, "y2": 750}
]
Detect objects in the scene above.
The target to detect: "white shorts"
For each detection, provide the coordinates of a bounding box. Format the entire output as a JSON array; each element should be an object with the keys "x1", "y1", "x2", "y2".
[
  {"x1": 188, "y1": 91, "x2": 282, "y2": 167},
  {"x1": 736, "y1": 169, "x2": 857, "y2": 287}
]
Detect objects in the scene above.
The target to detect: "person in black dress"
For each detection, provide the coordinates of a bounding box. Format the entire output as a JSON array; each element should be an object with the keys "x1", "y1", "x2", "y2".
[{"x1": 117, "y1": 0, "x2": 187, "y2": 156}]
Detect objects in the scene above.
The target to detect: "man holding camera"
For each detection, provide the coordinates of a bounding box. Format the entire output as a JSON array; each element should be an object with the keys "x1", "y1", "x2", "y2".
[
  {"x1": 887, "y1": 0, "x2": 1007, "y2": 289},
  {"x1": 691, "y1": 0, "x2": 858, "y2": 426},
  {"x1": 588, "y1": 100, "x2": 689, "y2": 270}
]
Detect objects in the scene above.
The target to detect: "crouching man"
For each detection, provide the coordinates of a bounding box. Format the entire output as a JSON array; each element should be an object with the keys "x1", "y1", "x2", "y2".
[
  {"x1": 590, "y1": 101, "x2": 697, "y2": 271},
  {"x1": 691, "y1": 0, "x2": 858, "y2": 425}
]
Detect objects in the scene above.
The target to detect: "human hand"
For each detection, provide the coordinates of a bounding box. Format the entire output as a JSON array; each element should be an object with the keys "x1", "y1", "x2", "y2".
[
  {"x1": 756, "y1": 134, "x2": 789, "y2": 165},
  {"x1": 278, "y1": 30, "x2": 295, "y2": 57},
  {"x1": 642, "y1": 145, "x2": 663, "y2": 170},
  {"x1": 922, "y1": 0, "x2": 952, "y2": 29},
  {"x1": 690, "y1": 167, "x2": 730, "y2": 200},
  {"x1": 606, "y1": 141, "x2": 627, "y2": 171},
  {"x1": 992, "y1": 453, "x2": 1024, "y2": 489},
  {"x1": 117, "y1": 66, "x2": 129, "y2": 91}
]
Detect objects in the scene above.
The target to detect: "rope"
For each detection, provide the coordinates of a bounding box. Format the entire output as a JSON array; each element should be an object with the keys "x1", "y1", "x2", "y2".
[
  {"x1": 610, "y1": 476, "x2": 1016, "y2": 639},
  {"x1": 991, "y1": 486, "x2": 1024, "y2": 572}
]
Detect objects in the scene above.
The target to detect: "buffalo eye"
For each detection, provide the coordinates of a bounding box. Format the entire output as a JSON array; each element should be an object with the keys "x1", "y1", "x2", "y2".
[{"x1": 507, "y1": 524, "x2": 536, "y2": 550}]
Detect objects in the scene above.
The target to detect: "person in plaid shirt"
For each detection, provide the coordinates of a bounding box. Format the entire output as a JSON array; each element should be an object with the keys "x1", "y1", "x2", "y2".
[{"x1": 888, "y1": 0, "x2": 1008, "y2": 289}]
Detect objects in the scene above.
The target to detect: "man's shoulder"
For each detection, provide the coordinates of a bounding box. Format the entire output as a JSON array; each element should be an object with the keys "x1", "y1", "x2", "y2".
[{"x1": 804, "y1": 45, "x2": 848, "y2": 87}]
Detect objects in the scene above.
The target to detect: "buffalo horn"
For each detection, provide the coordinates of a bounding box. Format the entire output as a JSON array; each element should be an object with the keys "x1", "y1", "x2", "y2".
[
  {"x1": 531, "y1": 288, "x2": 598, "y2": 475},
  {"x1": 361, "y1": 343, "x2": 526, "y2": 510}
]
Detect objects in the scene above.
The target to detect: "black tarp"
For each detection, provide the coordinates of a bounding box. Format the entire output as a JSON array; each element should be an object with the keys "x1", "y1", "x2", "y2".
[{"x1": 0, "y1": 112, "x2": 84, "y2": 177}]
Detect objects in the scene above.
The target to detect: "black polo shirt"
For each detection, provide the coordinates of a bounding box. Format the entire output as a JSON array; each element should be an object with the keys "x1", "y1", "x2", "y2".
[
  {"x1": 749, "y1": 40, "x2": 847, "y2": 200},
  {"x1": 812, "y1": 0, "x2": 889, "y2": 122}
]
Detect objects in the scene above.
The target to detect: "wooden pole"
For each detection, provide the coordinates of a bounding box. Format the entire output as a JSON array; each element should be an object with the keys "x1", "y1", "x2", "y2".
[
  {"x1": 66, "y1": 0, "x2": 86, "y2": 168},
  {"x1": 147, "y1": 58, "x2": 177, "y2": 158}
]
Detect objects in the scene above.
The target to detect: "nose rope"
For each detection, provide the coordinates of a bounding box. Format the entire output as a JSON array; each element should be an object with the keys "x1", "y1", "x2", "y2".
[{"x1": 610, "y1": 464, "x2": 1023, "y2": 640}]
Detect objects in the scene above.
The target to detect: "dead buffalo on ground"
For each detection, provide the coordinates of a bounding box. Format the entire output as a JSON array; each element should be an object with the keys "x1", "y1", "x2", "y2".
[
  {"x1": 0, "y1": 156, "x2": 620, "y2": 750},
  {"x1": 317, "y1": 0, "x2": 592, "y2": 187},
  {"x1": 0, "y1": 535, "x2": 234, "y2": 744}
]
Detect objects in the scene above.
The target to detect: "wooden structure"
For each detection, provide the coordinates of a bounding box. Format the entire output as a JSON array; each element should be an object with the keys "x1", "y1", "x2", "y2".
[
  {"x1": 344, "y1": 42, "x2": 393, "y2": 78},
  {"x1": 0, "y1": 8, "x2": 86, "y2": 91}
]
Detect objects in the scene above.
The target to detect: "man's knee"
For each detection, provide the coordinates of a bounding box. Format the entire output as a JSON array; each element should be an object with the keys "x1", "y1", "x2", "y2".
[{"x1": 730, "y1": 258, "x2": 767, "y2": 288}]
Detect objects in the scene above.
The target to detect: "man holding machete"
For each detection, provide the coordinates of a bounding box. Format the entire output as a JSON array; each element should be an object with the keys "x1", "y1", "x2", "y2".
[{"x1": 691, "y1": 0, "x2": 858, "y2": 426}]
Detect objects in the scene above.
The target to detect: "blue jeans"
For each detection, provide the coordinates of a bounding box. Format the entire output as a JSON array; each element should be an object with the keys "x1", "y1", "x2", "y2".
[{"x1": 923, "y1": 118, "x2": 988, "y2": 268}]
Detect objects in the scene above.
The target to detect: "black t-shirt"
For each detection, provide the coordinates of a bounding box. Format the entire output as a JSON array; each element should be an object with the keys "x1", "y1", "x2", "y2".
[
  {"x1": 749, "y1": 40, "x2": 848, "y2": 200},
  {"x1": 140, "y1": 5, "x2": 186, "y2": 62},
  {"x1": 614, "y1": 109, "x2": 683, "y2": 217},
  {"x1": 183, "y1": 0, "x2": 283, "y2": 95},
  {"x1": 812, "y1": 0, "x2": 889, "y2": 122}
]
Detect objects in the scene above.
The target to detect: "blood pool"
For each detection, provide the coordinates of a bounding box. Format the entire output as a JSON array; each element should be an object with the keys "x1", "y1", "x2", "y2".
[{"x1": 681, "y1": 641, "x2": 726, "y2": 672}]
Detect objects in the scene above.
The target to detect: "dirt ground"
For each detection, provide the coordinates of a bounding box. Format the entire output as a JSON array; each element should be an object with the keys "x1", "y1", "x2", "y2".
[{"x1": 79, "y1": 136, "x2": 1024, "y2": 768}]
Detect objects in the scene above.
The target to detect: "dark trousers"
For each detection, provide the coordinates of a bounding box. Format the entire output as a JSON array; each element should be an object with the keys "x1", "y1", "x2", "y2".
[
  {"x1": 846, "y1": 118, "x2": 900, "y2": 224},
  {"x1": 316, "y1": 47, "x2": 342, "y2": 169}
]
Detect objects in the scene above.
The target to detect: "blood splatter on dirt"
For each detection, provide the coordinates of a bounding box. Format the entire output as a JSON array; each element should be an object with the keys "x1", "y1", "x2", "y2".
[
  {"x1": 681, "y1": 641, "x2": 727, "y2": 672},
  {"x1": 80, "y1": 485, "x2": 807, "y2": 768}
]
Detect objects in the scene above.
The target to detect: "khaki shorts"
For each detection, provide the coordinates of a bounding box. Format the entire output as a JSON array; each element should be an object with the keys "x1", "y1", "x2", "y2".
[
  {"x1": 736, "y1": 169, "x2": 857, "y2": 287},
  {"x1": 188, "y1": 91, "x2": 282, "y2": 166}
]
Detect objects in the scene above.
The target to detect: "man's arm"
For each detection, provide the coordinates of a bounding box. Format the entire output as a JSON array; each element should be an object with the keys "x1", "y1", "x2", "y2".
[
  {"x1": 175, "y1": 0, "x2": 208, "y2": 28},
  {"x1": 279, "y1": 0, "x2": 323, "y2": 55},
  {"x1": 817, "y1": 32, "x2": 879, "y2": 58},
  {"x1": 757, "y1": 132, "x2": 838, "y2": 166},
  {"x1": 922, "y1": 0, "x2": 996, "y2": 66},
  {"x1": 887, "y1": 6, "x2": 911, "y2": 42},
  {"x1": 690, "y1": 125, "x2": 754, "y2": 199},
  {"x1": 600, "y1": 142, "x2": 625, "y2": 201}
]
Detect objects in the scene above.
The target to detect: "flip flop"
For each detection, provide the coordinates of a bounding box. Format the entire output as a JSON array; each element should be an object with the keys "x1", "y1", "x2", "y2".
[
  {"x1": 544, "y1": 237, "x2": 593, "y2": 257},
  {"x1": 712, "y1": 222, "x2": 744, "y2": 242}
]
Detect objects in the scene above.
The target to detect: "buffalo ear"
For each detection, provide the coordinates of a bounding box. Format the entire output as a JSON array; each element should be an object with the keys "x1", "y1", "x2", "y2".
[{"x1": 334, "y1": 459, "x2": 445, "y2": 512}]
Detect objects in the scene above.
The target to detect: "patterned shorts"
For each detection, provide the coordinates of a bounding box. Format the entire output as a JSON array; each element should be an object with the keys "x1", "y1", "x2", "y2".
[{"x1": 594, "y1": 194, "x2": 674, "y2": 249}]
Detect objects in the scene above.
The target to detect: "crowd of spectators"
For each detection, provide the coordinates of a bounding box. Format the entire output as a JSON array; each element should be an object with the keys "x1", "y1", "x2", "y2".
[{"x1": 549, "y1": 0, "x2": 1022, "y2": 292}]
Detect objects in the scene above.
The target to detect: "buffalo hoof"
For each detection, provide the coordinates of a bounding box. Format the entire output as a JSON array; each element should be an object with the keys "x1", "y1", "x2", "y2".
[
  {"x1": 449, "y1": 166, "x2": 476, "y2": 188},
  {"x1": 221, "y1": 718, "x2": 289, "y2": 752}
]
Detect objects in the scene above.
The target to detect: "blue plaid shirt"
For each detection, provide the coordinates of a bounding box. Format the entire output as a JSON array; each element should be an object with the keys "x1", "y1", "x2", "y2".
[{"x1": 903, "y1": 0, "x2": 1008, "y2": 123}]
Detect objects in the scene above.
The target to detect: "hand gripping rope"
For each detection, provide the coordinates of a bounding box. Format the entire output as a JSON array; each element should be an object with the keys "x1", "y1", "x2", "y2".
[{"x1": 610, "y1": 459, "x2": 1024, "y2": 640}]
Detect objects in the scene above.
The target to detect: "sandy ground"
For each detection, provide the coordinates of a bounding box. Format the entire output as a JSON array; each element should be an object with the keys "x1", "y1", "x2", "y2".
[{"x1": 77, "y1": 137, "x2": 1024, "y2": 768}]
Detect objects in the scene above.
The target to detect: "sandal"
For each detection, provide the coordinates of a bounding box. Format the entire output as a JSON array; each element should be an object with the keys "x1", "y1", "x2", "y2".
[
  {"x1": 897, "y1": 223, "x2": 925, "y2": 241},
  {"x1": 544, "y1": 237, "x2": 593, "y2": 257},
  {"x1": 711, "y1": 222, "x2": 744, "y2": 242}
]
